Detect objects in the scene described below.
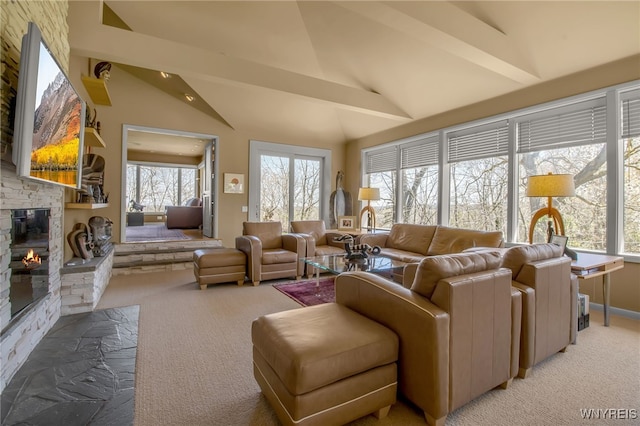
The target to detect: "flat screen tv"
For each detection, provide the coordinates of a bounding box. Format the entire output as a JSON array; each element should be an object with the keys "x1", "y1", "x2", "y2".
[{"x1": 12, "y1": 22, "x2": 85, "y2": 189}]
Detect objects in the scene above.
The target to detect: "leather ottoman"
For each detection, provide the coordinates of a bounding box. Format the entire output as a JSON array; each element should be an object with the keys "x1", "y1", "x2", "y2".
[
  {"x1": 193, "y1": 248, "x2": 246, "y2": 289},
  {"x1": 252, "y1": 303, "x2": 398, "y2": 426}
]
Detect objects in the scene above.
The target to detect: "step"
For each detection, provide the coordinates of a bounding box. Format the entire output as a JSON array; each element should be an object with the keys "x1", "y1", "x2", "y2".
[{"x1": 111, "y1": 239, "x2": 223, "y2": 275}]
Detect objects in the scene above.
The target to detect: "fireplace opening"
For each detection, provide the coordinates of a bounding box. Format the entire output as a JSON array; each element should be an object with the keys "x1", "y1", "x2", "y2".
[{"x1": 8, "y1": 209, "x2": 50, "y2": 319}]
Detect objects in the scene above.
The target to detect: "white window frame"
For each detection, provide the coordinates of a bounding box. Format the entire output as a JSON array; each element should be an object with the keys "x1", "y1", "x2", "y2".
[
  {"x1": 248, "y1": 140, "x2": 331, "y2": 225},
  {"x1": 361, "y1": 80, "x2": 640, "y2": 263}
]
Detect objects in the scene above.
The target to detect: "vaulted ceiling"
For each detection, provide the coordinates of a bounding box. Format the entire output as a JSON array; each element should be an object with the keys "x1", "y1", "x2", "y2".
[{"x1": 68, "y1": 1, "x2": 640, "y2": 152}]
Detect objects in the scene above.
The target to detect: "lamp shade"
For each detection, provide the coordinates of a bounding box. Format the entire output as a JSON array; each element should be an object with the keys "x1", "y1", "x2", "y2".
[
  {"x1": 526, "y1": 173, "x2": 575, "y2": 197},
  {"x1": 358, "y1": 187, "x2": 380, "y2": 201}
]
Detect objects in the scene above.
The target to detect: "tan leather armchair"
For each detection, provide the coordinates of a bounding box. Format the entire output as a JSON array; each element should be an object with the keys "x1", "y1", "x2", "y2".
[
  {"x1": 335, "y1": 251, "x2": 522, "y2": 426},
  {"x1": 290, "y1": 220, "x2": 348, "y2": 277},
  {"x1": 235, "y1": 221, "x2": 306, "y2": 286},
  {"x1": 501, "y1": 243, "x2": 578, "y2": 378}
]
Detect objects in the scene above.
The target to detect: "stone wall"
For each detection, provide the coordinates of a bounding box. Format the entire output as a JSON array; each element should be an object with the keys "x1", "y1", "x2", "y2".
[
  {"x1": 0, "y1": 0, "x2": 69, "y2": 393},
  {"x1": 60, "y1": 250, "x2": 114, "y2": 315}
]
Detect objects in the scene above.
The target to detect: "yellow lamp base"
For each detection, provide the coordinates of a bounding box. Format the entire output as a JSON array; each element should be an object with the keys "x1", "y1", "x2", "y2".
[{"x1": 528, "y1": 206, "x2": 566, "y2": 243}]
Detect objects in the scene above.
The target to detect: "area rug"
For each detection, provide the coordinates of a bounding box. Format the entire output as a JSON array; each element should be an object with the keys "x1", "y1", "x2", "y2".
[
  {"x1": 273, "y1": 277, "x2": 335, "y2": 306},
  {"x1": 126, "y1": 223, "x2": 189, "y2": 242}
]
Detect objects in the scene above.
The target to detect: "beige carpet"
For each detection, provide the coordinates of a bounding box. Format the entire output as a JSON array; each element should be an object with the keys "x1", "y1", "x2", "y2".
[{"x1": 98, "y1": 269, "x2": 640, "y2": 426}]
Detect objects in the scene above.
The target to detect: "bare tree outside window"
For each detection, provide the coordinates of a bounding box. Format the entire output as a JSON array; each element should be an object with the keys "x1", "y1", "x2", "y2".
[
  {"x1": 259, "y1": 155, "x2": 321, "y2": 230},
  {"x1": 293, "y1": 158, "x2": 320, "y2": 221},
  {"x1": 126, "y1": 164, "x2": 197, "y2": 213},
  {"x1": 623, "y1": 137, "x2": 640, "y2": 253},
  {"x1": 260, "y1": 155, "x2": 289, "y2": 224},
  {"x1": 450, "y1": 157, "x2": 508, "y2": 234},
  {"x1": 402, "y1": 166, "x2": 438, "y2": 225},
  {"x1": 367, "y1": 171, "x2": 396, "y2": 229}
]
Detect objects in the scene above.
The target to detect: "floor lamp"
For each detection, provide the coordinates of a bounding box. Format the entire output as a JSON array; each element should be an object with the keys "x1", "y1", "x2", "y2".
[
  {"x1": 358, "y1": 187, "x2": 380, "y2": 232},
  {"x1": 526, "y1": 173, "x2": 575, "y2": 243}
]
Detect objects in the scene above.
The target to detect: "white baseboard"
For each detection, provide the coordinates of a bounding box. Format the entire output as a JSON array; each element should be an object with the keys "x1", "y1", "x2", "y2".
[{"x1": 589, "y1": 303, "x2": 640, "y2": 320}]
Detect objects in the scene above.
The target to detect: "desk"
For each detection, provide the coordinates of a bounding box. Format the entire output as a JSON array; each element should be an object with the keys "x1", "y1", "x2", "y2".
[{"x1": 571, "y1": 253, "x2": 624, "y2": 327}]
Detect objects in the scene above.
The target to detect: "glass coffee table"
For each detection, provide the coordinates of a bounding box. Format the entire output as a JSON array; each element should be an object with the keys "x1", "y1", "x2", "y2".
[{"x1": 301, "y1": 254, "x2": 408, "y2": 287}]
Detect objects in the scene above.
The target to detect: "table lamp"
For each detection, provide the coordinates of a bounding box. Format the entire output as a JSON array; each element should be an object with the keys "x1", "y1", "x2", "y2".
[
  {"x1": 526, "y1": 173, "x2": 575, "y2": 243},
  {"x1": 358, "y1": 187, "x2": 380, "y2": 232}
]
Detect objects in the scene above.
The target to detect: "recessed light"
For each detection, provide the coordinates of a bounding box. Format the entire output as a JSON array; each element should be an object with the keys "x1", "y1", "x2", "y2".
[
  {"x1": 160, "y1": 71, "x2": 171, "y2": 78},
  {"x1": 185, "y1": 94, "x2": 195, "y2": 102}
]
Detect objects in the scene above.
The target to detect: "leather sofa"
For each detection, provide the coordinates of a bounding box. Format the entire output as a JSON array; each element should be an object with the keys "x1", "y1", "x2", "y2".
[
  {"x1": 335, "y1": 251, "x2": 522, "y2": 426},
  {"x1": 501, "y1": 243, "x2": 578, "y2": 378},
  {"x1": 359, "y1": 224, "x2": 504, "y2": 282},
  {"x1": 235, "y1": 221, "x2": 306, "y2": 286},
  {"x1": 165, "y1": 197, "x2": 203, "y2": 229}
]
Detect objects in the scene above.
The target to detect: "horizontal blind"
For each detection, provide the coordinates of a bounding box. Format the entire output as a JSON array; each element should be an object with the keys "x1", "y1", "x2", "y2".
[
  {"x1": 621, "y1": 89, "x2": 640, "y2": 139},
  {"x1": 517, "y1": 98, "x2": 606, "y2": 153},
  {"x1": 448, "y1": 120, "x2": 508, "y2": 163},
  {"x1": 364, "y1": 147, "x2": 397, "y2": 174},
  {"x1": 400, "y1": 135, "x2": 439, "y2": 169}
]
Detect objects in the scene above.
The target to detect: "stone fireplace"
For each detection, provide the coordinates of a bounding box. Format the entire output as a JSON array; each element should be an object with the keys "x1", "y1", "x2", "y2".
[
  {"x1": 5, "y1": 208, "x2": 51, "y2": 324},
  {"x1": 0, "y1": 172, "x2": 64, "y2": 392}
]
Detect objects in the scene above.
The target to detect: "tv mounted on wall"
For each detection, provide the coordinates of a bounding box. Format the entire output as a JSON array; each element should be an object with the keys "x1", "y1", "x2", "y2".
[{"x1": 12, "y1": 22, "x2": 85, "y2": 189}]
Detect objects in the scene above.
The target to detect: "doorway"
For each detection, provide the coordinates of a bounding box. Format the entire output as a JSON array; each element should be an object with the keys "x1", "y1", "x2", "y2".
[{"x1": 120, "y1": 125, "x2": 218, "y2": 242}]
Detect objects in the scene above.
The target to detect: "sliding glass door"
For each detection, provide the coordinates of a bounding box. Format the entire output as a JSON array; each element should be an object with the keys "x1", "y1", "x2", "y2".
[{"x1": 249, "y1": 141, "x2": 331, "y2": 232}]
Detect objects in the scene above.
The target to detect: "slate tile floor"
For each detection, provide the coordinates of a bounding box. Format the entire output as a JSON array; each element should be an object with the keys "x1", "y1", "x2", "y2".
[{"x1": 1, "y1": 305, "x2": 139, "y2": 425}]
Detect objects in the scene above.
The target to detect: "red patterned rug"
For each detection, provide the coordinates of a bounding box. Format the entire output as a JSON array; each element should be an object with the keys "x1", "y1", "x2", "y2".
[{"x1": 273, "y1": 278, "x2": 335, "y2": 307}]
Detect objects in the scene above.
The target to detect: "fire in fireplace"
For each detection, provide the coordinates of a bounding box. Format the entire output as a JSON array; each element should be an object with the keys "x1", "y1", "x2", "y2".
[
  {"x1": 22, "y1": 249, "x2": 42, "y2": 269},
  {"x1": 8, "y1": 209, "x2": 50, "y2": 319}
]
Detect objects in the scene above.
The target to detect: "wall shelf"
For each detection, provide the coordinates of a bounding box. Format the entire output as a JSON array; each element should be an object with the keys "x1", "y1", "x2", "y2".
[
  {"x1": 65, "y1": 203, "x2": 109, "y2": 210},
  {"x1": 81, "y1": 75, "x2": 112, "y2": 106},
  {"x1": 84, "y1": 127, "x2": 106, "y2": 148}
]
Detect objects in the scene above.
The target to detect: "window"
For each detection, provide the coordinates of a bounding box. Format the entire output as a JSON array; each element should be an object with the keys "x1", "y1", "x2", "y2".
[
  {"x1": 448, "y1": 121, "x2": 509, "y2": 233},
  {"x1": 249, "y1": 141, "x2": 330, "y2": 231},
  {"x1": 401, "y1": 136, "x2": 439, "y2": 225},
  {"x1": 516, "y1": 99, "x2": 607, "y2": 248},
  {"x1": 364, "y1": 147, "x2": 397, "y2": 228},
  {"x1": 622, "y1": 90, "x2": 640, "y2": 254},
  {"x1": 363, "y1": 135, "x2": 439, "y2": 228},
  {"x1": 361, "y1": 82, "x2": 639, "y2": 259},
  {"x1": 126, "y1": 163, "x2": 197, "y2": 213}
]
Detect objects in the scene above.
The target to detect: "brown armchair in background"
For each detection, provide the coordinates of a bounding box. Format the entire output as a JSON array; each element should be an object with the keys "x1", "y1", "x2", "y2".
[
  {"x1": 165, "y1": 198, "x2": 203, "y2": 229},
  {"x1": 235, "y1": 221, "x2": 306, "y2": 286},
  {"x1": 335, "y1": 251, "x2": 522, "y2": 426},
  {"x1": 290, "y1": 220, "x2": 348, "y2": 277},
  {"x1": 501, "y1": 243, "x2": 578, "y2": 378}
]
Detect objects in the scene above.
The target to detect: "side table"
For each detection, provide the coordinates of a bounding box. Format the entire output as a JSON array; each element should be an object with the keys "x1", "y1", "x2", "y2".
[
  {"x1": 127, "y1": 212, "x2": 144, "y2": 227},
  {"x1": 571, "y1": 253, "x2": 624, "y2": 327}
]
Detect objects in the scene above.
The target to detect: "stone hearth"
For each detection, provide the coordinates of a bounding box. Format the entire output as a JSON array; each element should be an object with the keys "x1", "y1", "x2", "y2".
[{"x1": 0, "y1": 305, "x2": 138, "y2": 425}]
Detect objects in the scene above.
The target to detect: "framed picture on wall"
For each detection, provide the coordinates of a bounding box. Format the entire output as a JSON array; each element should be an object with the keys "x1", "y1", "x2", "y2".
[
  {"x1": 338, "y1": 216, "x2": 356, "y2": 231},
  {"x1": 224, "y1": 173, "x2": 244, "y2": 194}
]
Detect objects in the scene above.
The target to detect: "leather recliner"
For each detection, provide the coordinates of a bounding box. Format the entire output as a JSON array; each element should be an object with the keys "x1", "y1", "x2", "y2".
[
  {"x1": 335, "y1": 251, "x2": 522, "y2": 426},
  {"x1": 501, "y1": 243, "x2": 578, "y2": 378},
  {"x1": 235, "y1": 221, "x2": 306, "y2": 286},
  {"x1": 290, "y1": 220, "x2": 348, "y2": 277}
]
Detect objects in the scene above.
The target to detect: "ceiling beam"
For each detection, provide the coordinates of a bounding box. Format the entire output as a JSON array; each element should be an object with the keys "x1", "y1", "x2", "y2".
[
  {"x1": 68, "y1": 1, "x2": 410, "y2": 121},
  {"x1": 335, "y1": 1, "x2": 540, "y2": 85}
]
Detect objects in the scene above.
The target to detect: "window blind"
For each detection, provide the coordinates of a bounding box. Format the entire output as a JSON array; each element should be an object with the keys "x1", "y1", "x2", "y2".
[
  {"x1": 447, "y1": 120, "x2": 508, "y2": 163},
  {"x1": 400, "y1": 135, "x2": 439, "y2": 169},
  {"x1": 364, "y1": 147, "x2": 397, "y2": 174},
  {"x1": 517, "y1": 98, "x2": 606, "y2": 153},
  {"x1": 621, "y1": 89, "x2": 640, "y2": 139}
]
